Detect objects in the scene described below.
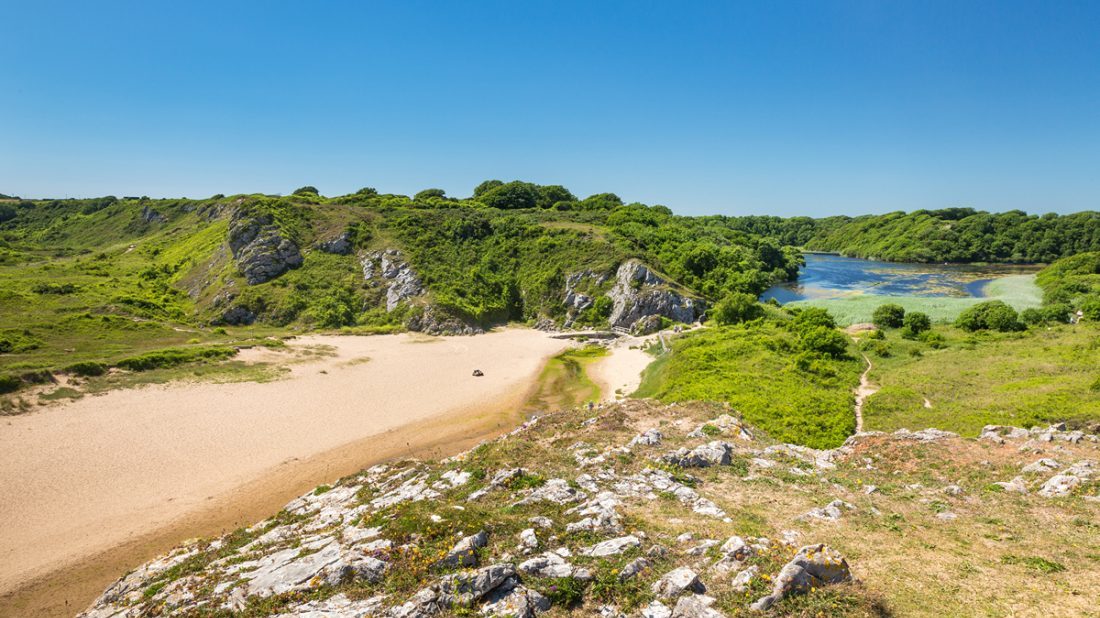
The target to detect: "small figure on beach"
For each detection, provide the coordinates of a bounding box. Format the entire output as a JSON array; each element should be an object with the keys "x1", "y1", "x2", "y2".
[{"x1": 472, "y1": 369, "x2": 484, "y2": 377}]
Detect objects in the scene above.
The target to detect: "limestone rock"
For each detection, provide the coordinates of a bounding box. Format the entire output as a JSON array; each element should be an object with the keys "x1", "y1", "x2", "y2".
[
  {"x1": 661, "y1": 441, "x2": 733, "y2": 468},
  {"x1": 437, "y1": 531, "x2": 488, "y2": 569},
  {"x1": 228, "y1": 210, "x2": 303, "y2": 285},
  {"x1": 315, "y1": 231, "x2": 353, "y2": 255},
  {"x1": 606, "y1": 260, "x2": 702, "y2": 330},
  {"x1": 750, "y1": 544, "x2": 852, "y2": 611},
  {"x1": 480, "y1": 584, "x2": 550, "y2": 618},
  {"x1": 671, "y1": 594, "x2": 725, "y2": 618},
  {"x1": 582, "y1": 535, "x2": 640, "y2": 557},
  {"x1": 652, "y1": 567, "x2": 705, "y2": 599}
]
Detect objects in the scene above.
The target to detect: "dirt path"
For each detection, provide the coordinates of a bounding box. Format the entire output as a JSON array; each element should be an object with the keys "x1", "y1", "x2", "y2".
[
  {"x1": 853, "y1": 352, "x2": 878, "y2": 433},
  {"x1": 0, "y1": 329, "x2": 572, "y2": 617}
]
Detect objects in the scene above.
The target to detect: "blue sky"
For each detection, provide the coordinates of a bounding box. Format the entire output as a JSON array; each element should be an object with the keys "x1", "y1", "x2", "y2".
[{"x1": 2, "y1": 1, "x2": 1098, "y2": 216}]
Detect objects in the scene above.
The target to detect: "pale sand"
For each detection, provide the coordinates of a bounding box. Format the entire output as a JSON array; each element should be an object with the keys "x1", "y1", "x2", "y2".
[
  {"x1": 588, "y1": 333, "x2": 659, "y2": 401},
  {"x1": 0, "y1": 328, "x2": 573, "y2": 616}
]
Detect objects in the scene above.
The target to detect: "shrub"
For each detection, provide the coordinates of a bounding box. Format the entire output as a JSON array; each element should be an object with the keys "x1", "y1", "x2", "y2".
[
  {"x1": 919, "y1": 330, "x2": 947, "y2": 349},
  {"x1": 791, "y1": 306, "x2": 836, "y2": 331},
  {"x1": 903, "y1": 311, "x2": 931, "y2": 334},
  {"x1": 65, "y1": 361, "x2": 108, "y2": 377},
  {"x1": 1082, "y1": 298, "x2": 1100, "y2": 321},
  {"x1": 799, "y1": 326, "x2": 849, "y2": 358},
  {"x1": 873, "y1": 303, "x2": 905, "y2": 328},
  {"x1": 1042, "y1": 303, "x2": 1073, "y2": 324},
  {"x1": 955, "y1": 301, "x2": 1023, "y2": 332},
  {"x1": 1020, "y1": 308, "x2": 1045, "y2": 325},
  {"x1": 0, "y1": 374, "x2": 21, "y2": 394},
  {"x1": 292, "y1": 186, "x2": 319, "y2": 196},
  {"x1": 712, "y1": 292, "x2": 763, "y2": 325}
]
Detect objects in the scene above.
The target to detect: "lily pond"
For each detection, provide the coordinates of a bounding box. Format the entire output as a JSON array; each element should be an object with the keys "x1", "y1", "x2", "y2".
[{"x1": 762, "y1": 253, "x2": 1043, "y2": 325}]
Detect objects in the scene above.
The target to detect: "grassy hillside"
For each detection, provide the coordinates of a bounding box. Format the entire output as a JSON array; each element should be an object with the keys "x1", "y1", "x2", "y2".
[
  {"x1": 0, "y1": 185, "x2": 803, "y2": 400},
  {"x1": 635, "y1": 314, "x2": 863, "y2": 449},
  {"x1": 802, "y1": 208, "x2": 1100, "y2": 263},
  {"x1": 860, "y1": 323, "x2": 1100, "y2": 436}
]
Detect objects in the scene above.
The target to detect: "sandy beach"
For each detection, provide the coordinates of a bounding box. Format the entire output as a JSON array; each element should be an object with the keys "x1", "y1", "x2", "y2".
[
  {"x1": 0, "y1": 329, "x2": 575, "y2": 616},
  {"x1": 588, "y1": 333, "x2": 659, "y2": 401}
]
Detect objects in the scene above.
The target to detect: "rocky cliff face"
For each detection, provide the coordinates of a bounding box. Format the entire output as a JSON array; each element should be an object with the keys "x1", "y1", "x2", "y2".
[
  {"x1": 360, "y1": 250, "x2": 425, "y2": 312},
  {"x1": 607, "y1": 261, "x2": 703, "y2": 334},
  {"x1": 228, "y1": 210, "x2": 304, "y2": 285}
]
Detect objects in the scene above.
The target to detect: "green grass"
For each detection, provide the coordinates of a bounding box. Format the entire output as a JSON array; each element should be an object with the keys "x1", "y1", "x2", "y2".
[
  {"x1": 635, "y1": 321, "x2": 863, "y2": 449},
  {"x1": 861, "y1": 323, "x2": 1100, "y2": 435},
  {"x1": 524, "y1": 344, "x2": 608, "y2": 413},
  {"x1": 786, "y1": 274, "x2": 1042, "y2": 326}
]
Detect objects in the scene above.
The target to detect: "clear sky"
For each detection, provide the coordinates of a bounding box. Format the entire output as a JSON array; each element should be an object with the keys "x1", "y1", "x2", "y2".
[{"x1": 2, "y1": 1, "x2": 1098, "y2": 216}]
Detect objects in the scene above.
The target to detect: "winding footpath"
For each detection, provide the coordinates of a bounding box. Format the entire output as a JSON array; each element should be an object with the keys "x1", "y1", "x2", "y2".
[{"x1": 853, "y1": 352, "x2": 878, "y2": 433}]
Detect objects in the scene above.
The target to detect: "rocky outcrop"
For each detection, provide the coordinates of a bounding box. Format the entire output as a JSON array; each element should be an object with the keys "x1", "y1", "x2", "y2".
[
  {"x1": 140, "y1": 205, "x2": 166, "y2": 224},
  {"x1": 406, "y1": 306, "x2": 484, "y2": 336},
  {"x1": 750, "y1": 544, "x2": 852, "y2": 611},
  {"x1": 228, "y1": 210, "x2": 303, "y2": 285},
  {"x1": 360, "y1": 249, "x2": 424, "y2": 312},
  {"x1": 606, "y1": 261, "x2": 702, "y2": 333},
  {"x1": 315, "y1": 231, "x2": 353, "y2": 255}
]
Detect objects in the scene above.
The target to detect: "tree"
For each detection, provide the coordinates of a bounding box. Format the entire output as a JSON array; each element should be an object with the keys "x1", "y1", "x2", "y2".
[
  {"x1": 799, "y1": 326, "x2": 848, "y2": 358},
  {"x1": 472, "y1": 180, "x2": 504, "y2": 198},
  {"x1": 0, "y1": 204, "x2": 15, "y2": 223},
  {"x1": 536, "y1": 185, "x2": 575, "y2": 209},
  {"x1": 414, "y1": 188, "x2": 447, "y2": 201},
  {"x1": 711, "y1": 292, "x2": 763, "y2": 325},
  {"x1": 872, "y1": 304, "x2": 905, "y2": 328},
  {"x1": 791, "y1": 306, "x2": 836, "y2": 331},
  {"x1": 903, "y1": 311, "x2": 931, "y2": 334},
  {"x1": 293, "y1": 186, "x2": 319, "y2": 196},
  {"x1": 476, "y1": 181, "x2": 540, "y2": 210},
  {"x1": 955, "y1": 300, "x2": 1023, "y2": 332}
]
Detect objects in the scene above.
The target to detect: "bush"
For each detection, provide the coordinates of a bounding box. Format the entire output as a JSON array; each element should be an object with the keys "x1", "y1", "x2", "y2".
[
  {"x1": 873, "y1": 303, "x2": 906, "y2": 328},
  {"x1": 712, "y1": 292, "x2": 763, "y2": 325},
  {"x1": 292, "y1": 186, "x2": 319, "y2": 196},
  {"x1": 799, "y1": 326, "x2": 849, "y2": 358},
  {"x1": 65, "y1": 361, "x2": 108, "y2": 377},
  {"x1": 0, "y1": 374, "x2": 21, "y2": 394},
  {"x1": 903, "y1": 311, "x2": 931, "y2": 334},
  {"x1": 919, "y1": 330, "x2": 947, "y2": 349},
  {"x1": 1043, "y1": 303, "x2": 1073, "y2": 324},
  {"x1": 1082, "y1": 298, "x2": 1100, "y2": 321},
  {"x1": 955, "y1": 301, "x2": 1023, "y2": 332},
  {"x1": 791, "y1": 306, "x2": 836, "y2": 331},
  {"x1": 1020, "y1": 308, "x2": 1045, "y2": 325}
]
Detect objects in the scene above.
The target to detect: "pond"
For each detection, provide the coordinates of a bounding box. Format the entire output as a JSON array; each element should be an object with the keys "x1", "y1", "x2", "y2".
[{"x1": 761, "y1": 253, "x2": 1040, "y2": 303}]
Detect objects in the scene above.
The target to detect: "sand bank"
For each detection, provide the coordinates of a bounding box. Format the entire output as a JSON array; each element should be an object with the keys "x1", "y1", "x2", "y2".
[{"x1": 0, "y1": 329, "x2": 572, "y2": 616}]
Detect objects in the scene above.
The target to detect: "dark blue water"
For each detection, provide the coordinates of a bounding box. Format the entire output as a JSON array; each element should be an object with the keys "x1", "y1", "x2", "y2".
[{"x1": 761, "y1": 253, "x2": 1036, "y2": 303}]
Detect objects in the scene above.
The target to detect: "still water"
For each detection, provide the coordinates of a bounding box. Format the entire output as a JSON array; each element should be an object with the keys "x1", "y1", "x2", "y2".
[{"x1": 761, "y1": 253, "x2": 1039, "y2": 303}]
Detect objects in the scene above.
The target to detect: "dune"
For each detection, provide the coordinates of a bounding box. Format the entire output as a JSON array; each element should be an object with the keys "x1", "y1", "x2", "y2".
[{"x1": 0, "y1": 328, "x2": 574, "y2": 616}]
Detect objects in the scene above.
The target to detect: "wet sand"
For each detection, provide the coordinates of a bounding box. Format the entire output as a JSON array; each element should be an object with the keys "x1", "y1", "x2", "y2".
[{"x1": 0, "y1": 329, "x2": 572, "y2": 617}]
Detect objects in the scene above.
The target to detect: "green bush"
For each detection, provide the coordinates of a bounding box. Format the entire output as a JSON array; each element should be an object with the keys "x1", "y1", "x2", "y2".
[
  {"x1": 903, "y1": 311, "x2": 931, "y2": 334},
  {"x1": 955, "y1": 300, "x2": 1023, "y2": 332},
  {"x1": 1082, "y1": 298, "x2": 1100, "y2": 321},
  {"x1": 791, "y1": 306, "x2": 836, "y2": 331},
  {"x1": 712, "y1": 292, "x2": 763, "y2": 325},
  {"x1": 873, "y1": 303, "x2": 906, "y2": 328},
  {"x1": 919, "y1": 330, "x2": 947, "y2": 349},
  {"x1": 1043, "y1": 303, "x2": 1073, "y2": 324},
  {"x1": 65, "y1": 361, "x2": 108, "y2": 376},
  {"x1": 0, "y1": 374, "x2": 21, "y2": 394},
  {"x1": 799, "y1": 326, "x2": 849, "y2": 358},
  {"x1": 1020, "y1": 308, "x2": 1045, "y2": 325}
]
